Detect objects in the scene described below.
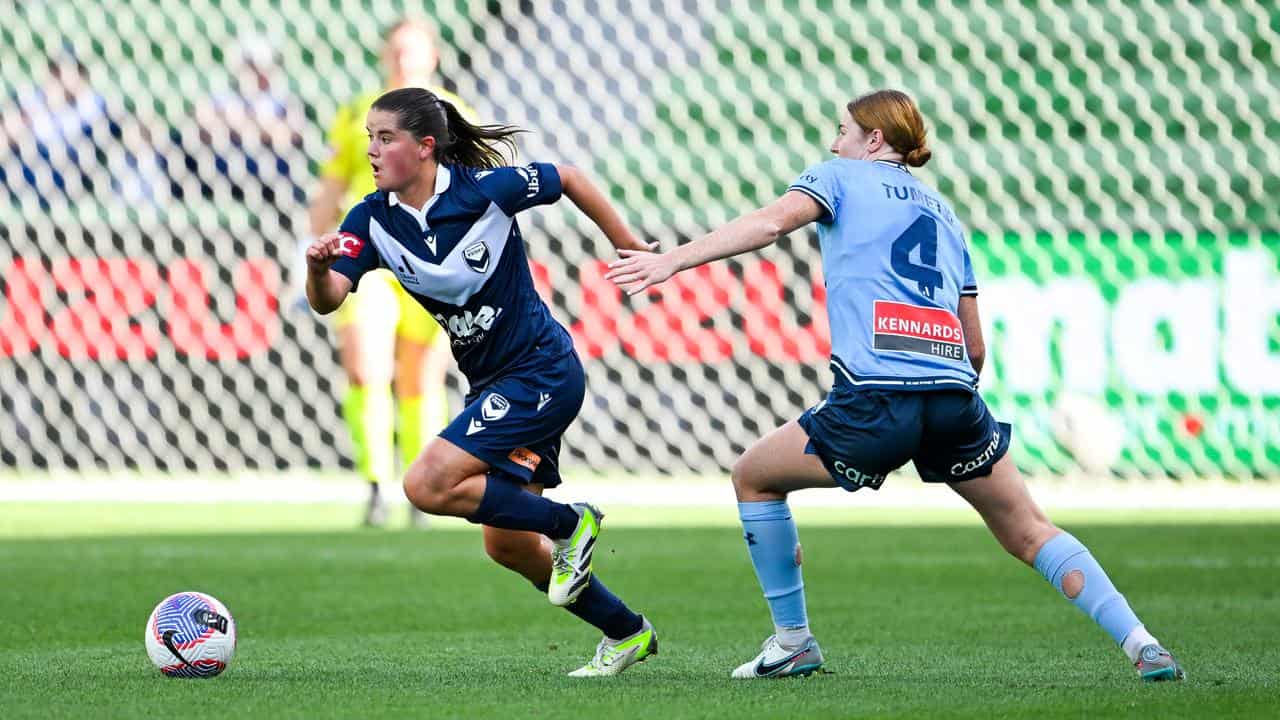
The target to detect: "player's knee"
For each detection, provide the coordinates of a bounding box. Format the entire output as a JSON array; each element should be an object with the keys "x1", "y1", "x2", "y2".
[
  {"x1": 402, "y1": 456, "x2": 455, "y2": 514},
  {"x1": 730, "y1": 457, "x2": 759, "y2": 495},
  {"x1": 1004, "y1": 521, "x2": 1060, "y2": 565},
  {"x1": 401, "y1": 470, "x2": 436, "y2": 512},
  {"x1": 731, "y1": 457, "x2": 783, "y2": 501}
]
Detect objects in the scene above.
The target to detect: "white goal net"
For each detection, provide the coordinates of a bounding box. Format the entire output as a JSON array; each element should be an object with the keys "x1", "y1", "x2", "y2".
[{"x1": 2, "y1": 1, "x2": 1277, "y2": 478}]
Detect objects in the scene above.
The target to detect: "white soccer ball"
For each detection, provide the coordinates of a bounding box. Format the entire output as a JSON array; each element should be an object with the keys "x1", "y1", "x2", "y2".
[
  {"x1": 144, "y1": 592, "x2": 237, "y2": 678},
  {"x1": 1050, "y1": 393, "x2": 1126, "y2": 475}
]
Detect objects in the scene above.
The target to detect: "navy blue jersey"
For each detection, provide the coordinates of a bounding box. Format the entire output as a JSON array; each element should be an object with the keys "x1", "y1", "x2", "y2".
[{"x1": 332, "y1": 162, "x2": 573, "y2": 387}]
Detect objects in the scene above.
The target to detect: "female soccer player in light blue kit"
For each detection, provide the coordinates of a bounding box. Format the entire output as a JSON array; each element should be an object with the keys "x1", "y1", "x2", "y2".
[
  {"x1": 607, "y1": 90, "x2": 1184, "y2": 682},
  {"x1": 306, "y1": 88, "x2": 657, "y2": 676}
]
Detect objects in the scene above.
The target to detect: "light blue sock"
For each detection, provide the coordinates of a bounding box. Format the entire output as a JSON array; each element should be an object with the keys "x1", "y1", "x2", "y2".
[
  {"x1": 738, "y1": 500, "x2": 808, "y2": 629},
  {"x1": 1033, "y1": 531, "x2": 1142, "y2": 645}
]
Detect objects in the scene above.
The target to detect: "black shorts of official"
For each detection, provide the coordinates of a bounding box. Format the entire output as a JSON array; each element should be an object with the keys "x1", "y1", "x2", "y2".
[{"x1": 796, "y1": 383, "x2": 1012, "y2": 492}]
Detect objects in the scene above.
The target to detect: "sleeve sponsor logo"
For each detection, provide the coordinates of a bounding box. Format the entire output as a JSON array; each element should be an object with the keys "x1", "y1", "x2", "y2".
[
  {"x1": 337, "y1": 232, "x2": 365, "y2": 258},
  {"x1": 508, "y1": 447, "x2": 542, "y2": 472},
  {"x1": 872, "y1": 300, "x2": 965, "y2": 361}
]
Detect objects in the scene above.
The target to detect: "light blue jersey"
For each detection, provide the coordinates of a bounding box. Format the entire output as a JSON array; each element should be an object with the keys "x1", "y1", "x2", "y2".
[{"x1": 790, "y1": 158, "x2": 979, "y2": 391}]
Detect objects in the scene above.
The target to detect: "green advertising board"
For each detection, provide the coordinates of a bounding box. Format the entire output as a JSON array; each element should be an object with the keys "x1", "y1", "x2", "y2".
[{"x1": 972, "y1": 233, "x2": 1279, "y2": 477}]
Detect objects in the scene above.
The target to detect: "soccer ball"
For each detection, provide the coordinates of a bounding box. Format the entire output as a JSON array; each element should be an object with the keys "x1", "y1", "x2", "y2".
[
  {"x1": 144, "y1": 592, "x2": 237, "y2": 678},
  {"x1": 1050, "y1": 393, "x2": 1126, "y2": 474}
]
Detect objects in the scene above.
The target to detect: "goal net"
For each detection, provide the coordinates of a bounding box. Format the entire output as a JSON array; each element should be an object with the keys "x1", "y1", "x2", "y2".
[{"x1": 2, "y1": 1, "x2": 1277, "y2": 478}]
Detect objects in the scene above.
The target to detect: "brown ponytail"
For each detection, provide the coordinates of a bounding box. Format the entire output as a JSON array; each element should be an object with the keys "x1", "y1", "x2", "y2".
[
  {"x1": 904, "y1": 146, "x2": 932, "y2": 167},
  {"x1": 847, "y1": 89, "x2": 932, "y2": 167},
  {"x1": 371, "y1": 87, "x2": 524, "y2": 169}
]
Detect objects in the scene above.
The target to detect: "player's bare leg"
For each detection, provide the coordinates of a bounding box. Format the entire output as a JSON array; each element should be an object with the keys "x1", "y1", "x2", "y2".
[
  {"x1": 951, "y1": 455, "x2": 1185, "y2": 681},
  {"x1": 947, "y1": 454, "x2": 1058, "y2": 565},
  {"x1": 402, "y1": 437, "x2": 491, "y2": 517}
]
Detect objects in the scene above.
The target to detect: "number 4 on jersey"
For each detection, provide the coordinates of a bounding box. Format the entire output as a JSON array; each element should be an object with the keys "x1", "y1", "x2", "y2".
[{"x1": 890, "y1": 215, "x2": 943, "y2": 299}]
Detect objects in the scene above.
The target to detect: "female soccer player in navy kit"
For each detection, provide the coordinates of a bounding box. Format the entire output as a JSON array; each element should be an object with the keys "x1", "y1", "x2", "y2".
[
  {"x1": 306, "y1": 88, "x2": 656, "y2": 676},
  {"x1": 608, "y1": 90, "x2": 1184, "y2": 682}
]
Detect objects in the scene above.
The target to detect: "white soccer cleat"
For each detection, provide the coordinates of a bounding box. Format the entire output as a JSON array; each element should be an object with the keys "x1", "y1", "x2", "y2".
[
  {"x1": 731, "y1": 634, "x2": 825, "y2": 679},
  {"x1": 568, "y1": 616, "x2": 659, "y2": 677},
  {"x1": 548, "y1": 503, "x2": 603, "y2": 606},
  {"x1": 363, "y1": 485, "x2": 389, "y2": 528}
]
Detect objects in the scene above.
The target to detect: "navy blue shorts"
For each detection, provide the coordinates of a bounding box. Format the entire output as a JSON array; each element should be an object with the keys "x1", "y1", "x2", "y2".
[
  {"x1": 440, "y1": 350, "x2": 586, "y2": 488},
  {"x1": 796, "y1": 383, "x2": 1012, "y2": 492}
]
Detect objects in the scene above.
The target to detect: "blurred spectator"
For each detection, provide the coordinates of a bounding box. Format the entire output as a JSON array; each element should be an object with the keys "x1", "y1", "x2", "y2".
[
  {"x1": 0, "y1": 45, "x2": 164, "y2": 212},
  {"x1": 192, "y1": 35, "x2": 306, "y2": 211}
]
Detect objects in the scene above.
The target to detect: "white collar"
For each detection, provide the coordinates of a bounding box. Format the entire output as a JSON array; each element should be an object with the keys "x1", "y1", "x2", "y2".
[
  {"x1": 873, "y1": 158, "x2": 911, "y2": 174},
  {"x1": 389, "y1": 164, "x2": 452, "y2": 228}
]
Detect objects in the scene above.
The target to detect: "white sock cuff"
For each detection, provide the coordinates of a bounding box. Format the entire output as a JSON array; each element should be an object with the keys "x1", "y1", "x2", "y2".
[
  {"x1": 775, "y1": 624, "x2": 812, "y2": 649},
  {"x1": 1121, "y1": 625, "x2": 1158, "y2": 662}
]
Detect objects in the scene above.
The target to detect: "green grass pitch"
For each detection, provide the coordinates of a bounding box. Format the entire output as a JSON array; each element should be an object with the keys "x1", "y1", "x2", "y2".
[{"x1": 1, "y1": 502, "x2": 1277, "y2": 718}]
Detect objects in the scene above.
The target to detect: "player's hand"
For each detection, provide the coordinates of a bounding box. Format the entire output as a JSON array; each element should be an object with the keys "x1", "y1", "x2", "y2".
[
  {"x1": 605, "y1": 248, "x2": 679, "y2": 295},
  {"x1": 305, "y1": 232, "x2": 346, "y2": 274}
]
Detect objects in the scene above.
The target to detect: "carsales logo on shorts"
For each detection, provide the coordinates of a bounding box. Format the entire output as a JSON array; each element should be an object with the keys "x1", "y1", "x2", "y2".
[
  {"x1": 337, "y1": 233, "x2": 364, "y2": 258},
  {"x1": 872, "y1": 300, "x2": 965, "y2": 361}
]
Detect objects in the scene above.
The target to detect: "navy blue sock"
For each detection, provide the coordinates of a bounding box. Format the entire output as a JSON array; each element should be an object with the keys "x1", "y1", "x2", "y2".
[
  {"x1": 535, "y1": 577, "x2": 643, "y2": 640},
  {"x1": 467, "y1": 476, "x2": 580, "y2": 539}
]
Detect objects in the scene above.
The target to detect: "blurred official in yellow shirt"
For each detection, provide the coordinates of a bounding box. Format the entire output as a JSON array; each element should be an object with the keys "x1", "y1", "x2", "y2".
[{"x1": 306, "y1": 17, "x2": 473, "y2": 527}]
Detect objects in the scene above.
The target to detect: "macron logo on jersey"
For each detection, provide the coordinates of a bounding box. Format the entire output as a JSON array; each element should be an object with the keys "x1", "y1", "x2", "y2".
[
  {"x1": 872, "y1": 300, "x2": 965, "y2": 361},
  {"x1": 337, "y1": 232, "x2": 364, "y2": 258},
  {"x1": 514, "y1": 165, "x2": 541, "y2": 198}
]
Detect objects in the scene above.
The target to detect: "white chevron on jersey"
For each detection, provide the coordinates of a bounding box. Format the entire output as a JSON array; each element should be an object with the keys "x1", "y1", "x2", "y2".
[{"x1": 367, "y1": 202, "x2": 513, "y2": 306}]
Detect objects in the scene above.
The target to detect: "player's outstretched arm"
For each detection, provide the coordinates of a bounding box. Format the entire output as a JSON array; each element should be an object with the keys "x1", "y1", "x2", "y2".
[
  {"x1": 304, "y1": 233, "x2": 355, "y2": 314},
  {"x1": 606, "y1": 190, "x2": 822, "y2": 295},
  {"x1": 556, "y1": 164, "x2": 652, "y2": 254}
]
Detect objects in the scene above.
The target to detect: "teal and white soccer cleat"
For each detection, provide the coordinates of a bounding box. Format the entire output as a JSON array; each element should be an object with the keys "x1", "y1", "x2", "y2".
[
  {"x1": 548, "y1": 503, "x2": 603, "y2": 606},
  {"x1": 1135, "y1": 644, "x2": 1186, "y2": 682},
  {"x1": 568, "y1": 616, "x2": 659, "y2": 677},
  {"x1": 731, "y1": 634, "x2": 825, "y2": 679}
]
